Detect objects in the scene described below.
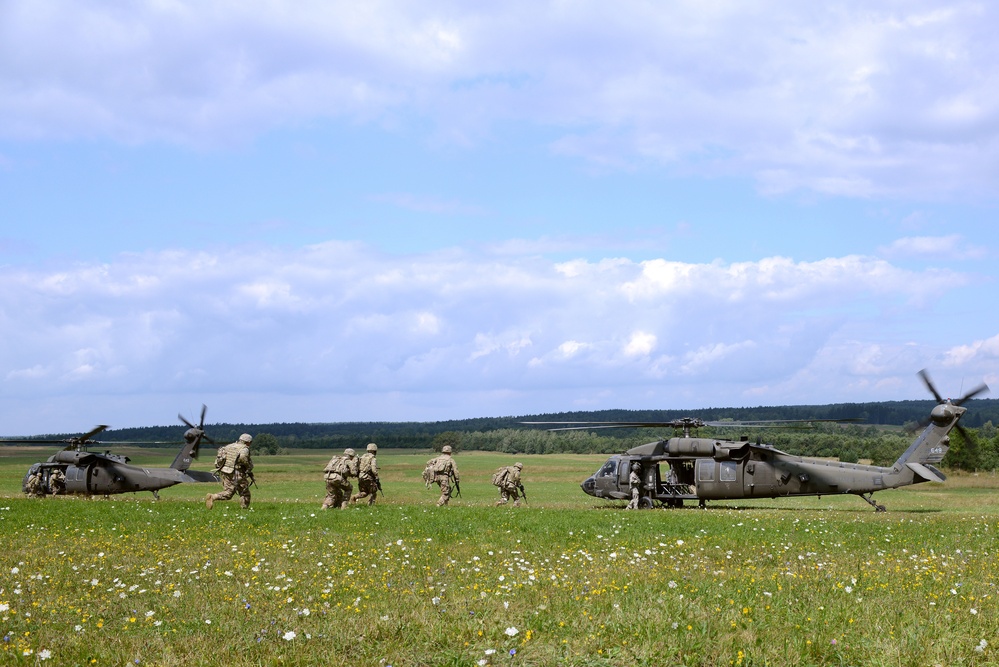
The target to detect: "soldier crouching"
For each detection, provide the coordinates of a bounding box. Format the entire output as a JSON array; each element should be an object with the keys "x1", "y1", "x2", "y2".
[{"x1": 322, "y1": 448, "x2": 358, "y2": 509}]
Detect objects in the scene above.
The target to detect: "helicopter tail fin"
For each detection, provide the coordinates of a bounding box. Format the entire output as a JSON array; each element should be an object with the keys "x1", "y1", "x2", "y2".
[
  {"x1": 170, "y1": 438, "x2": 200, "y2": 471},
  {"x1": 890, "y1": 421, "x2": 951, "y2": 474}
]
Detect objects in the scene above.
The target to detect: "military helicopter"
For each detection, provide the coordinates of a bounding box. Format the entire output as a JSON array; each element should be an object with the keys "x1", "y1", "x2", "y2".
[
  {"x1": 526, "y1": 371, "x2": 988, "y2": 512},
  {"x1": 12, "y1": 406, "x2": 219, "y2": 499}
]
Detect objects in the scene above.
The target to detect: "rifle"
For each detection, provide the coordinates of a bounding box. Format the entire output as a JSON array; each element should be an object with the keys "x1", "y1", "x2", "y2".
[
  {"x1": 450, "y1": 472, "x2": 461, "y2": 498},
  {"x1": 247, "y1": 471, "x2": 258, "y2": 488},
  {"x1": 376, "y1": 477, "x2": 384, "y2": 496},
  {"x1": 518, "y1": 483, "x2": 527, "y2": 501}
]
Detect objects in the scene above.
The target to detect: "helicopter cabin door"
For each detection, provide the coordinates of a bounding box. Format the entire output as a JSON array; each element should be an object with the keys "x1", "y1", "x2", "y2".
[{"x1": 694, "y1": 459, "x2": 743, "y2": 499}]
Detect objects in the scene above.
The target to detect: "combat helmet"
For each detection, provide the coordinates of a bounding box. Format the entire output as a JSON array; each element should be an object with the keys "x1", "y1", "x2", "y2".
[
  {"x1": 239, "y1": 433, "x2": 253, "y2": 444},
  {"x1": 631, "y1": 462, "x2": 641, "y2": 472},
  {"x1": 441, "y1": 445, "x2": 452, "y2": 454},
  {"x1": 344, "y1": 448, "x2": 356, "y2": 457},
  {"x1": 514, "y1": 462, "x2": 523, "y2": 469},
  {"x1": 366, "y1": 443, "x2": 378, "y2": 453}
]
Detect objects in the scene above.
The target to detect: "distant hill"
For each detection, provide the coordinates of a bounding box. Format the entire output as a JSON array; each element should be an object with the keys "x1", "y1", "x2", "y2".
[{"x1": 10, "y1": 398, "x2": 997, "y2": 448}]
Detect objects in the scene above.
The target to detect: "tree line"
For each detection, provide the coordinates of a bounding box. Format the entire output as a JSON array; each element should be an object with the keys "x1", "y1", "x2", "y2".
[{"x1": 9, "y1": 399, "x2": 999, "y2": 471}]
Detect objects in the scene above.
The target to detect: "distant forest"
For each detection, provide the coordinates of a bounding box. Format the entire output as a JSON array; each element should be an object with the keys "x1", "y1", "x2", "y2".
[{"x1": 9, "y1": 398, "x2": 999, "y2": 472}]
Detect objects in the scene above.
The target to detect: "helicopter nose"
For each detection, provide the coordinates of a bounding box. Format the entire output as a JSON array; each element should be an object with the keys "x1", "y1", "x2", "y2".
[{"x1": 581, "y1": 476, "x2": 596, "y2": 496}]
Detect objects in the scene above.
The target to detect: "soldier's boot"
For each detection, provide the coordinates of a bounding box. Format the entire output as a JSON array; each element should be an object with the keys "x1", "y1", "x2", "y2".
[
  {"x1": 348, "y1": 494, "x2": 358, "y2": 503},
  {"x1": 513, "y1": 500, "x2": 521, "y2": 508},
  {"x1": 205, "y1": 494, "x2": 214, "y2": 510},
  {"x1": 495, "y1": 499, "x2": 504, "y2": 506},
  {"x1": 340, "y1": 500, "x2": 349, "y2": 509}
]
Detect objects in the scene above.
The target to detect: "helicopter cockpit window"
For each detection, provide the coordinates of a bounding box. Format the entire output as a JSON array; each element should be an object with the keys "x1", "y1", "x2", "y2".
[{"x1": 597, "y1": 460, "x2": 618, "y2": 477}]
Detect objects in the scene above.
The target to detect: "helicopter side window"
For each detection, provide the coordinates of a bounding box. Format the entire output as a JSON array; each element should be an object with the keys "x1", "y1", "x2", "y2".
[
  {"x1": 719, "y1": 461, "x2": 737, "y2": 482},
  {"x1": 697, "y1": 460, "x2": 714, "y2": 482},
  {"x1": 597, "y1": 460, "x2": 618, "y2": 477}
]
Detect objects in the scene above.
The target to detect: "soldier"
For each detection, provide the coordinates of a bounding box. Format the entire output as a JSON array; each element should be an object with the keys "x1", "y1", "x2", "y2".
[
  {"x1": 423, "y1": 445, "x2": 460, "y2": 506},
  {"x1": 493, "y1": 462, "x2": 524, "y2": 507},
  {"x1": 206, "y1": 433, "x2": 254, "y2": 509},
  {"x1": 24, "y1": 469, "x2": 44, "y2": 497},
  {"x1": 626, "y1": 462, "x2": 642, "y2": 510},
  {"x1": 322, "y1": 448, "x2": 358, "y2": 509},
  {"x1": 48, "y1": 468, "x2": 67, "y2": 495},
  {"x1": 350, "y1": 443, "x2": 380, "y2": 505}
]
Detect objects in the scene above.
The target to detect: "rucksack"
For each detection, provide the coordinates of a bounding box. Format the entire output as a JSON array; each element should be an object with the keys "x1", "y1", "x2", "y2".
[
  {"x1": 325, "y1": 456, "x2": 349, "y2": 476},
  {"x1": 491, "y1": 467, "x2": 509, "y2": 487}
]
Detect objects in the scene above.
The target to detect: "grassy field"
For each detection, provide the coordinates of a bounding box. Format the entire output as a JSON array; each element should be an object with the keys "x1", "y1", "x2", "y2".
[{"x1": 2, "y1": 447, "x2": 999, "y2": 666}]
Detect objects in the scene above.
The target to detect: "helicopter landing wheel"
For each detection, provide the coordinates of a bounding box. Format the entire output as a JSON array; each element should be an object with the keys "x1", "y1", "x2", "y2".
[
  {"x1": 860, "y1": 493, "x2": 886, "y2": 512},
  {"x1": 638, "y1": 496, "x2": 654, "y2": 510}
]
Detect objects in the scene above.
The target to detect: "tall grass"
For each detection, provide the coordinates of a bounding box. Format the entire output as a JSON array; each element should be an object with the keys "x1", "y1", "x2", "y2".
[{"x1": 1, "y1": 449, "x2": 998, "y2": 665}]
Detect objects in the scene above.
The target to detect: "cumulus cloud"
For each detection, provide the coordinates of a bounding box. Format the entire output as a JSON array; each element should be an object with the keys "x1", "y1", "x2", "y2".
[
  {"x1": 2, "y1": 1, "x2": 998, "y2": 198},
  {"x1": 1, "y1": 242, "x2": 990, "y2": 431},
  {"x1": 944, "y1": 334, "x2": 999, "y2": 366}
]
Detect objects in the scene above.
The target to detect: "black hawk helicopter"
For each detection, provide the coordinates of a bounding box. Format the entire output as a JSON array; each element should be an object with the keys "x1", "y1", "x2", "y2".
[
  {"x1": 12, "y1": 406, "x2": 219, "y2": 499},
  {"x1": 525, "y1": 371, "x2": 988, "y2": 512}
]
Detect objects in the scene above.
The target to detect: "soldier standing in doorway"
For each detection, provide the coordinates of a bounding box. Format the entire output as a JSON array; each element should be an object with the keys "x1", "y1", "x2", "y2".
[{"x1": 626, "y1": 462, "x2": 642, "y2": 510}]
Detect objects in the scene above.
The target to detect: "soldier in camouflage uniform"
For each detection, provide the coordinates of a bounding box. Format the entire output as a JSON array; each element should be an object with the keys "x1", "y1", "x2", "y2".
[
  {"x1": 24, "y1": 469, "x2": 44, "y2": 497},
  {"x1": 48, "y1": 468, "x2": 66, "y2": 495},
  {"x1": 350, "y1": 443, "x2": 380, "y2": 505},
  {"x1": 206, "y1": 433, "x2": 254, "y2": 509},
  {"x1": 322, "y1": 448, "x2": 358, "y2": 509},
  {"x1": 493, "y1": 461, "x2": 524, "y2": 507},
  {"x1": 626, "y1": 462, "x2": 642, "y2": 510},
  {"x1": 424, "y1": 445, "x2": 459, "y2": 506}
]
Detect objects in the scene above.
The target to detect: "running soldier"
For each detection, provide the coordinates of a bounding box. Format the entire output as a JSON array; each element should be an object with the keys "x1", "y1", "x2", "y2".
[
  {"x1": 492, "y1": 462, "x2": 524, "y2": 507},
  {"x1": 626, "y1": 462, "x2": 642, "y2": 510},
  {"x1": 423, "y1": 445, "x2": 460, "y2": 506},
  {"x1": 206, "y1": 433, "x2": 254, "y2": 509},
  {"x1": 350, "y1": 443, "x2": 380, "y2": 505},
  {"x1": 322, "y1": 448, "x2": 358, "y2": 509}
]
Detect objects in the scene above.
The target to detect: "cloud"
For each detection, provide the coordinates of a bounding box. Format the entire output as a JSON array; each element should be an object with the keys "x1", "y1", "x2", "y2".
[
  {"x1": 2, "y1": 1, "x2": 998, "y2": 198},
  {"x1": 879, "y1": 234, "x2": 988, "y2": 260},
  {"x1": 1, "y1": 241, "x2": 991, "y2": 431},
  {"x1": 944, "y1": 334, "x2": 999, "y2": 366}
]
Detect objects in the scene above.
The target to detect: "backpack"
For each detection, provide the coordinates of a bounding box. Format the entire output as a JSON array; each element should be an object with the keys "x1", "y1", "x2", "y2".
[
  {"x1": 432, "y1": 456, "x2": 452, "y2": 475},
  {"x1": 325, "y1": 456, "x2": 349, "y2": 476},
  {"x1": 491, "y1": 467, "x2": 509, "y2": 487}
]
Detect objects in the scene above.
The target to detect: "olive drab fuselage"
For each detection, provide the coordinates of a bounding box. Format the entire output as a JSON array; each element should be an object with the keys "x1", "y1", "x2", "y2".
[
  {"x1": 21, "y1": 446, "x2": 219, "y2": 498},
  {"x1": 581, "y1": 400, "x2": 965, "y2": 511}
]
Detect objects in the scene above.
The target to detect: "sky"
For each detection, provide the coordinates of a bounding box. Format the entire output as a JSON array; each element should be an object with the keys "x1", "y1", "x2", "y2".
[{"x1": 2, "y1": 1, "x2": 998, "y2": 435}]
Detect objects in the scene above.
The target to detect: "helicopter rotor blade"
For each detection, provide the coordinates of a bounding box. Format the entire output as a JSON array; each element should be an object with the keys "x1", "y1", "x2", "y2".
[
  {"x1": 198, "y1": 404, "x2": 207, "y2": 430},
  {"x1": 918, "y1": 369, "x2": 945, "y2": 404},
  {"x1": 178, "y1": 413, "x2": 196, "y2": 429},
  {"x1": 80, "y1": 425, "x2": 110, "y2": 442},
  {"x1": 954, "y1": 382, "x2": 990, "y2": 406}
]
